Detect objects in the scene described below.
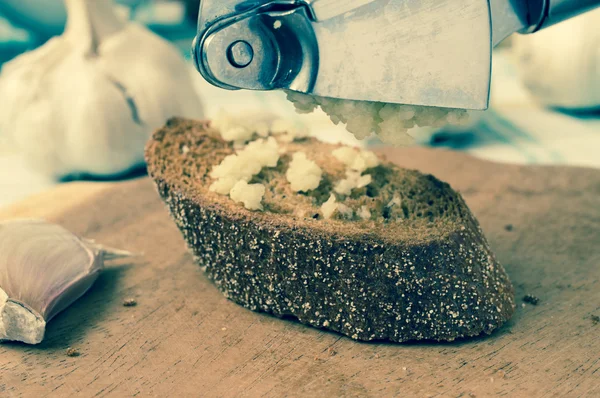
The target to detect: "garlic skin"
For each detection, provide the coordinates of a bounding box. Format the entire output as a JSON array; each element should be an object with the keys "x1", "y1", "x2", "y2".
[
  {"x1": 0, "y1": 219, "x2": 131, "y2": 344},
  {"x1": 0, "y1": 0, "x2": 204, "y2": 178}
]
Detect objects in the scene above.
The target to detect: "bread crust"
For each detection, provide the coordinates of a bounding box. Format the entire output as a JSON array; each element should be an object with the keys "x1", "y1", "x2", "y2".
[{"x1": 146, "y1": 118, "x2": 515, "y2": 342}]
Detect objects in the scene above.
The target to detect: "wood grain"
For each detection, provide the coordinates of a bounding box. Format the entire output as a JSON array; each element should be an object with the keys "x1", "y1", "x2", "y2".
[
  {"x1": 0, "y1": 147, "x2": 598, "y2": 397},
  {"x1": 0, "y1": 182, "x2": 113, "y2": 220}
]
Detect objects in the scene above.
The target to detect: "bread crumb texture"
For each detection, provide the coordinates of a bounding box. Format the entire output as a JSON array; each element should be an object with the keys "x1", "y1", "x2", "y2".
[{"x1": 145, "y1": 116, "x2": 515, "y2": 343}]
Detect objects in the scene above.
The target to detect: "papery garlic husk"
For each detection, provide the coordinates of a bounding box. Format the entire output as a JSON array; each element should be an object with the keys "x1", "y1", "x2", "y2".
[
  {"x1": 0, "y1": 0, "x2": 204, "y2": 178},
  {"x1": 0, "y1": 219, "x2": 132, "y2": 344}
]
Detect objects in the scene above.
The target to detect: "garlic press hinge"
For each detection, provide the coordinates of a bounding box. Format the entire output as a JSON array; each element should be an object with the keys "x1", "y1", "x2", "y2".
[{"x1": 193, "y1": 1, "x2": 319, "y2": 93}]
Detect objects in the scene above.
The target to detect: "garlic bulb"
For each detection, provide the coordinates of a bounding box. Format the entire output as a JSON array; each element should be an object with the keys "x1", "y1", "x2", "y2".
[
  {"x1": 0, "y1": 0, "x2": 204, "y2": 178},
  {"x1": 512, "y1": 8, "x2": 600, "y2": 110},
  {"x1": 0, "y1": 219, "x2": 132, "y2": 344}
]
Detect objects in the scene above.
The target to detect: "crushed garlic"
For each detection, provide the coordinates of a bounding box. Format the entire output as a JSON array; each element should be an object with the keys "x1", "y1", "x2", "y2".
[
  {"x1": 209, "y1": 137, "x2": 279, "y2": 196},
  {"x1": 212, "y1": 111, "x2": 310, "y2": 145},
  {"x1": 332, "y1": 147, "x2": 380, "y2": 172},
  {"x1": 387, "y1": 193, "x2": 402, "y2": 208},
  {"x1": 271, "y1": 119, "x2": 310, "y2": 142},
  {"x1": 334, "y1": 171, "x2": 372, "y2": 195},
  {"x1": 212, "y1": 110, "x2": 272, "y2": 143},
  {"x1": 286, "y1": 152, "x2": 323, "y2": 192},
  {"x1": 285, "y1": 91, "x2": 470, "y2": 146},
  {"x1": 230, "y1": 181, "x2": 266, "y2": 211},
  {"x1": 321, "y1": 194, "x2": 353, "y2": 220},
  {"x1": 358, "y1": 206, "x2": 372, "y2": 220}
]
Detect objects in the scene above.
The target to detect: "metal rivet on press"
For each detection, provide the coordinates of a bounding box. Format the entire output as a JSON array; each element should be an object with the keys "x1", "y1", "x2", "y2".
[{"x1": 227, "y1": 41, "x2": 254, "y2": 68}]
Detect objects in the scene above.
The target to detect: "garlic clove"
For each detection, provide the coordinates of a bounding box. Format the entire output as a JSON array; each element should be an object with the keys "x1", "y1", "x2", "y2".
[{"x1": 0, "y1": 219, "x2": 132, "y2": 344}]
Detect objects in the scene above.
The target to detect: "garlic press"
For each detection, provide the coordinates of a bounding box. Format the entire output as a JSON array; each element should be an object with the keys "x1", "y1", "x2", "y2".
[{"x1": 192, "y1": 0, "x2": 600, "y2": 110}]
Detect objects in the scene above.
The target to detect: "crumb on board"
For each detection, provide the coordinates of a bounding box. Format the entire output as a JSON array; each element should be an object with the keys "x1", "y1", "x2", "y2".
[
  {"x1": 591, "y1": 315, "x2": 600, "y2": 325},
  {"x1": 66, "y1": 348, "x2": 80, "y2": 357},
  {"x1": 504, "y1": 224, "x2": 514, "y2": 231},
  {"x1": 328, "y1": 347, "x2": 337, "y2": 357},
  {"x1": 123, "y1": 298, "x2": 137, "y2": 307},
  {"x1": 523, "y1": 294, "x2": 540, "y2": 305}
]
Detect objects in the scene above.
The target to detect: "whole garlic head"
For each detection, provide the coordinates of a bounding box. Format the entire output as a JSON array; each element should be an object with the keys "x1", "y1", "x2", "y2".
[
  {"x1": 0, "y1": 0, "x2": 204, "y2": 178},
  {"x1": 512, "y1": 8, "x2": 600, "y2": 111}
]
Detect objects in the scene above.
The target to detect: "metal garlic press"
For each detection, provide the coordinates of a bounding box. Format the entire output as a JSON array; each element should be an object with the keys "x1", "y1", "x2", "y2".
[{"x1": 192, "y1": 0, "x2": 600, "y2": 110}]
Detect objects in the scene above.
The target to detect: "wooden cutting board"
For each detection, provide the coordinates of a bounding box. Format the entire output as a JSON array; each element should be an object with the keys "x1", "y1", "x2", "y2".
[{"x1": 1, "y1": 148, "x2": 599, "y2": 397}]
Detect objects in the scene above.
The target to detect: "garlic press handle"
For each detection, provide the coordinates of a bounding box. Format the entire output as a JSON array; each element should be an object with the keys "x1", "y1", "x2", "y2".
[{"x1": 526, "y1": 0, "x2": 600, "y2": 32}]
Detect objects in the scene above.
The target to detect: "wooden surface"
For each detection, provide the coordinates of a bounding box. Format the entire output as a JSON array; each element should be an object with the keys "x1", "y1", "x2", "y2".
[{"x1": 0, "y1": 147, "x2": 599, "y2": 397}]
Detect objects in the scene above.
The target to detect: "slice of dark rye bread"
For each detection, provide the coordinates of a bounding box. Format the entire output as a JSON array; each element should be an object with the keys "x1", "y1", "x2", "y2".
[{"x1": 145, "y1": 118, "x2": 515, "y2": 342}]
